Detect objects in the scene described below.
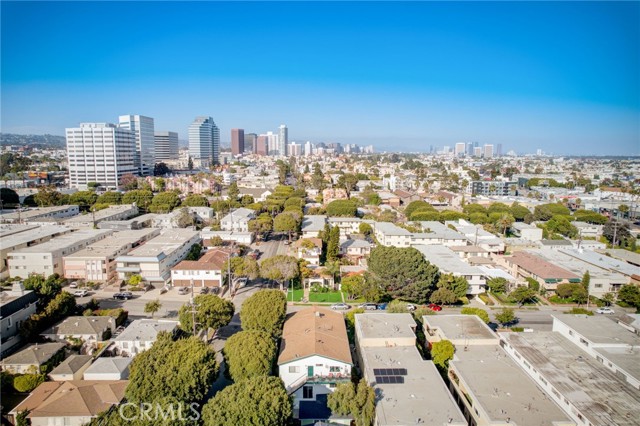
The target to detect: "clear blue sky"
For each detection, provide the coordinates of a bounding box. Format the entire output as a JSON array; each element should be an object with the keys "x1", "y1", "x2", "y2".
[{"x1": 2, "y1": 1, "x2": 639, "y2": 155}]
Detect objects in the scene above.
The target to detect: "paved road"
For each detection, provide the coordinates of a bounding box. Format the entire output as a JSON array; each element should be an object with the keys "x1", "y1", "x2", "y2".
[{"x1": 253, "y1": 233, "x2": 291, "y2": 262}]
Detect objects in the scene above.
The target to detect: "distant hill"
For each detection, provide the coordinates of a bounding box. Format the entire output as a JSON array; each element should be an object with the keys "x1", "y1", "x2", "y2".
[{"x1": 0, "y1": 133, "x2": 66, "y2": 149}]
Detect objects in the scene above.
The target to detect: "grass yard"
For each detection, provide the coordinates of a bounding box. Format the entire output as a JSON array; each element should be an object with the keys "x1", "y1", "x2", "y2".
[
  {"x1": 309, "y1": 291, "x2": 344, "y2": 303},
  {"x1": 287, "y1": 289, "x2": 304, "y2": 302}
]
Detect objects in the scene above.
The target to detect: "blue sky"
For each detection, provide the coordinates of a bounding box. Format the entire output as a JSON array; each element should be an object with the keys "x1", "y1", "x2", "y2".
[{"x1": 2, "y1": 1, "x2": 639, "y2": 155}]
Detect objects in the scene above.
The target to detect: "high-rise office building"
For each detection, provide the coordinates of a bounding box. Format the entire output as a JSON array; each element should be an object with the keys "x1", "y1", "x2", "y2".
[
  {"x1": 66, "y1": 123, "x2": 137, "y2": 190},
  {"x1": 189, "y1": 116, "x2": 220, "y2": 166},
  {"x1": 484, "y1": 144, "x2": 494, "y2": 158},
  {"x1": 256, "y1": 135, "x2": 268, "y2": 156},
  {"x1": 118, "y1": 115, "x2": 155, "y2": 176},
  {"x1": 267, "y1": 132, "x2": 279, "y2": 156},
  {"x1": 154, "y1": 131, "x2": 179, "y2": 161},
  {"x1": 496, "y1": 143, "x2": 503, "y2": 157},
  {"x1": 467, "y1": 142, "x2": 474, "y2": 156},
  {"x1": 455, "y1": 143, "x2": 466, "y2": 157},
  {"x1": 231, "y1": 129, "x2": 245, "y2": 155},
  {"x1": 304, "y1": 141, "x2": 314, "y2": 156},
  {"x1": 244, "y1": 133, "x2": 257, "y2": 154},
  {"x1": 278, "y1": 124, "x2": 288, "y2": 156},
  {"x1": 289, "y1": 142, "x2": 302, "y2": 156},
  {"x1": 473, "y1": 147, "x2": 483, "y2": 157}
]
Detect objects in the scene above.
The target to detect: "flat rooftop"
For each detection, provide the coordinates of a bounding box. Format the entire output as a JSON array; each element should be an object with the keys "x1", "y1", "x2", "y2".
[
  {"x1": 64, "y1": 229, "x2": 161, "y2": 259},
  {"x1": 0, "y1": 205, "x2": 77, "y2": 221},
  {"x1": 374, "y1": 221, "x2": 411, "y2": 236},
  {"x1": 553, "y1": 315, "x2": 640, "y2": 347},
  {"x1": 500, "y1": 331, "x2": 640, "y2": 426},
  {"x1": 413, "y1": 245, "x2": 484, "y2": 275},
  {"x1": 62, "y1": 204, "x2": 137, "y2": 224},
  {"x1": 416, "y1": 221, "x2": 466, "y2": 240},
  {"x1": 0, "y1": 224, "x2": 38, "y2": 238},
  {"x1": 451, "y1": 345, "x2": 573, "y2": 425},
  {"x1": 117, "y1": 229, "x2": 199, "y2": 258},
  {"x1": 8, "y1": 229, "x2": 113, "y2": 253},
  {"x1": 359, "y1": 338, "x2": 466, "y2": 425},
  {"x1": 529, "y1": 249, "x2": 629, "y2": 283},
  {"x1": 0, "y1": 225, "x2": 70, "y2": 250},
  {"x1": 559, "y1": 248, "x2": 640, "y2": 277},
  {"x1": 424, "y1": 315, "x2": 497, "y2": 342},
  {"x1": 354, "y1": 313, "x2": 416, "y2": 341}
]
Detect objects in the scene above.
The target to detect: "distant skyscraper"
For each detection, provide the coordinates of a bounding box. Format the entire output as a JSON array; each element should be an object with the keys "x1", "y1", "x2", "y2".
[
  {"x1": 536, "y1": 148, "x2": 543, "y2": 156},
  {"x1": 256, "y1": 135, "x2": 268, "y2": 156},
  {"x1": 154, "y1": 131, "x2": 179, "y2": 161},
  {"x1": 66, "y1": 123, "x2": 137, "y2": 190},
  {"x1": 231, "y1": 128, "x2": 245, "y2": 155},
  {"x1": 496, "y1": 143, "x2": 503, "y2": 156},
  {"x1": 267, "y1": 131, "x2": 279, "y2": 156},
  {"x1": 118, "y1": 115, "x2": 155, "y2": 176},
  {"x1": 244, "y1": 133, "x2": 257, "y2": 154},
  {"x1": 304, "y1": 141, "x2": 314, "y2": 156},
  {"x1": 466, "y1": 142, "x2": 474, "y2": 156},
  {"x1": 455, "y1": 142, "x2": 466, "y2": 157},
  {"x1": 473, "y1": 147, "x2": 483, "y2": 157},
  {"x1": 189, "y1": 116, "x2": 220, "y2": 166},
  {"x1": 289, "y1": 142, "x2": 302, "y2": 156},
  {"x1": 278, "y1": 124, "x2": 288, "y2": 156},
  {"x1": 484, "y1": 144, "x2": 494, "y2": 158}
]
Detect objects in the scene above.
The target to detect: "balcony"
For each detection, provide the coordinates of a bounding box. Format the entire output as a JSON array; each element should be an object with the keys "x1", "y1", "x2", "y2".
[
  {"x1": 305, "y1": 373, "x2": 351, "y2": 385},
  {"x1": 116, "y1": 265, "x2": 141, "y2": 273}
]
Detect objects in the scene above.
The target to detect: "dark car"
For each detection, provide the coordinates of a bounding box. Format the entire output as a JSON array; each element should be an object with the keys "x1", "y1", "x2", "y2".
[
  {"x1": 200, "y1": 287, "x2": 210, "y2": 294},
  {"x1": 376, "y1": 303, "x2": 388, "y2": 310},
  {"x1": 113, "y1": 292, "x2": 133, "y2": 300}
]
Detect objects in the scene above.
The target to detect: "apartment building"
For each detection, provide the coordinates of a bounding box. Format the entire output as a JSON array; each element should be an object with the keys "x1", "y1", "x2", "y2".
[
  {"x1": 63, "y1": 229, "x2": 161, "y2": 283},
  {"x1": 170, "y1": 248, "x2": 229, "y2": 288},
  {"x1": 413, "y1": 245, "x2": 487, "y2": 295},
  {"x1": 0, "y1": 283, "x2": 38, "y2": 356},
  {"x1": 62, "y1": 204, "x2": 138, "y2": 228},
  {"x1": 115, "y1": 229, "x2": 200, "y2": 285},
  {"x1": 220, "y1": 208, "x2": 255, "y2": 232},
  {"x1": 7, "y1": 229, "x2": 113, "y2": 278},
  {"x1": 412, "y1": 221, "x2": 468, "y2": 247},
  {"x1": 0, "y1": 205, "x2": 79, "y2": 224},
  {"x1": 373, "y1": 221, "x2": 412, "y2": 247}
]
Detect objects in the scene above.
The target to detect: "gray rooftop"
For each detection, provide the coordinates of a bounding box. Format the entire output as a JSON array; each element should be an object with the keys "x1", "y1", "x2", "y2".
[
  {"x1": 0, "y1": 225, "x2": 70, "y2": 251},
  {"x1": 559, "y1": 248, "x2": 640, "y2": 277},
  {"x1": 423, "y1": 315, "x2": 498, "y2": 342},
  {"x1": 552, "y1": 315, "x2": 640, "y2": 347},
  {"x1": 62, "y1": 204, "x2": 137, "y2": 225},
  {"x1": 529, "y1": 249, "x2": 629, "y2": 283},
  {"x1": 0, "y1": 224, "x2": 38, "y2": 238},
  {"x1": 114, "y1": 319, "x2": 179, "y2": 343},
  {"x1": 0, "y1": 205, "x2": 78, "y2": 221},
  {"x1": 595, "y1": 249, "x2": 640, "y2": 267},
  {"x1": 64, "y1": 229, "x2": 161, "y2": 259},
  {"x1": 416, "y1": 221, "x2": 467, "y2": 240},
  {"x1": 301, "y1": 215, "x2": 327, "y2": 232},
  {"x1": 374, "y1": 221, "x2": 411, "y2": 236},
  {"x1": 42, "y1": 316, "x2": 115, "y2": 337},
  {"x1": 340, "y1": 238, "x2": 371, "y2": 249},
  {"x1": 8, "y1": 229, "x2": 113, "y2": 254},
  {"x1": 451, "y1": 345, "x2": 573, "y2": 426},
  {"x1": 500, "y1": 331, "x2": 640, "y2": 426},
  {"x1": 83, "y1": 357, "x2": 132, "y2": 378},
  {"x1": 116, "y1": 229, "x2": 199, "y2": 259},
  {"x1": 220, "y1": 207, "x2": 255, "y2": 223},
  {"x1": 48, "y1": 355, "x2": 92, "y2": 376},
  {"x1": 2, "y1": 342, "x2": 65, "y2": 366},
  {"x1": 354, "y1": 313, "x2": 416, "y2": 341},
  {"x1": 413, "y1": 245, "x2": 484, "y2": 275}
]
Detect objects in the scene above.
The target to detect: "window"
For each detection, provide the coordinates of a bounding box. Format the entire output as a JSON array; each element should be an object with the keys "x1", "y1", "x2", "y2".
[
  {"x1": 303, "y1": 386, "x2": 313, "y2": 399},
  {"x1": 330, "y1": 366, "x2": 341, "y2": 373},
  {"x1": 289, "y1": 366, "x2": 300, "y2": 374},
  {"x1": 579, "y1": 338, "x2": 589, "y2": 347},
  {"x1": 569, "y1": 330, "x2": 574, "y2": 336},
  {"x1": 7, "y1": 317, "x2": 12, "y2": 328}
]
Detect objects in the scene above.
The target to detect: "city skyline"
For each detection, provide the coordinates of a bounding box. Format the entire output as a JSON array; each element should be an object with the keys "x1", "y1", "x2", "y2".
[{"x1": 1, "y1": 1, "x2": 638, "y2": 155}]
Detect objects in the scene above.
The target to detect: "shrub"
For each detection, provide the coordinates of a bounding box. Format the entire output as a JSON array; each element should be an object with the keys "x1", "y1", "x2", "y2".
[
  {"x1": 477, "y1": 293, "x2": 494, "y2": 306},
  {"x1": 565, "y1": 308, "x2": 594, "y2": 316},
  {"x1": 460, "y1": 307, "x2": 490, "y2": 323},
  {"x1": 13, "y1": 374, "x2": 45, "y2": 393}
]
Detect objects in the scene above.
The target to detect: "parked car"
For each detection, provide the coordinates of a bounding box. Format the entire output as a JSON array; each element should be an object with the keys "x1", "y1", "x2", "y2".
[
  {"x1": 283, "y1": 240, "x2": 291, "y2": 245},
  {"x1": 376, "y1": 303, "x2": 388, "y2": 310},
  {"x1": 210, "y1": 287, "x2": 221, "y2": 294},
  {"x1": 331, "y1": 303, "x2": 350, "y2": 310},
  {"x1": 113, "y1": 292, "x2": 133, "y2": 300},
  {"x1": 427, "y1": 303, "x2": 442, "y2": 312},
  {"x1": 69, "y1": 282, "x2": 78, "y2": 288},
  {"x1": 359, "y1": 303, "x2": 378, "y2": 311},
  {"x1": 74, "y1": 289, "x2": 89, "y2": 297},
  {"x1": 406, "y1": 304, "x2": 416, "y2": 312},
  {"x1": 596, "y1": 307, "x2": 615, "y2": 314},
  {"x1": 178, "y1": 287, "x2": 190, "y2": 295},
  {"x1": 200, "y1": 287, "x2": 210, "y2": 294}
]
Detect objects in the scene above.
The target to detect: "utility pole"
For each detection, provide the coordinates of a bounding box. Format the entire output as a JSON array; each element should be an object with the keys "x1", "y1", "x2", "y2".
[{"x1": 189, "y1": 278, "x2": 197, "y2": 336}]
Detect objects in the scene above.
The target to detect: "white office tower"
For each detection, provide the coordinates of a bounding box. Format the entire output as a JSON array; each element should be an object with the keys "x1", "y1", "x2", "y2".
[
  {"x1": 66, "y1": 123, "x2": 137, "y2": 190},
  {"x1": 484, "y1": 144, "x2": 494, "y2": 158},
  {"x1": 289, "y1": 142, "x2": 302, "y2": 156},
  {"x1": 154, "y1": 131, "x2": 179, "y2": 161},
  {"x1": 304, "y1": 141, "x2": 314, "y2": 156},
  {"x1": 278, "y1": 124, "x2": 288, "y2": 156},
  {"x1": 267, "y1": 131, "x2": 279, "y2": 156},
  {"x1": 454, "y1": 142, "x2": 466, "y2": 157},
  {"x1": 118, "y1": 115, "x2": 155, "y2": 176},
  {"x1": 473, "y1": 146, "x2": 483, "y2": 157},
  {"x1": 189, "y1": 116, "x2": 220, "y2": 166}
]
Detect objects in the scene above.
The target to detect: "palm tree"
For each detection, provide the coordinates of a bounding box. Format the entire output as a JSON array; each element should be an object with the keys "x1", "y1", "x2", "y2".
[{"x1": 144, "y1": 299, "x2": 162, "y2": 318}]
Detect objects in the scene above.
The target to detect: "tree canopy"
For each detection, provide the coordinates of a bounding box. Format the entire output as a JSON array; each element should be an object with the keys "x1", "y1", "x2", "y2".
[
  {"x1": 327, "y1": 379, "x2": 376, "y2": 426},
  {"x1": 223, "y1": 330, "x2": 276, "y2": 382},
  {"x1": 201, "y1": 376, "x2": 292, "y2": 426},
  {"x1": 182, "y1": 194, "x2": 209, "y2": 207},
  {"x1": 431, "y1": 340, "x2": 455, "y2": 370},
  {"x1": 178, "y1": 295, "x2": 234, "y2": 334},
  {"x1": 326, "y1": 199, "x2": 358, "y2": 217},
  {"x1": 149, "y1": 191, "x2": 181, "y2": 213},
  {"x1": 436, "y1": 273, "x2": 468, "y2": 298},
  {"x1": 240, "y1": 290, "x2": 287, "y2": 338},
  {"x1": 259, "y1": 255, "x2": 299, "y2": 283}
]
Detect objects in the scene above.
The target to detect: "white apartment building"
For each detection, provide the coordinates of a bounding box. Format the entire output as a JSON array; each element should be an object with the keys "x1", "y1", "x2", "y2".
[
  {"x1": 111, "y1": 320, "x2": 179, "y2": 357},
  {"x1": 454, "y1": 142, "x2": 466, "y2": 157},
  {"x1": 62, "y1": 204, "x2": 138, "y2": 228},
  {"x1": 63, "y1": 229, "x2": 161, "y2": 283},
  {"x1": 373, "y1": 221, "x2": 412, "y2": 247},
  {"x1": 483, "y1": 144, "x2": 494, "y2": 158},
  {"x1": 66, "y1": 123, "x2": 137, "y2": 190},
  {"x1": 413, "y1": 245, "x2": 487, "y2": 295},
  {"x1": 220, "y1": 208, "x2": 255, "y2": 232},
  {"x1": 7, "y1": 229, "x2": 113, "y2": 278},
  {"x1": 189, "y1": 116, "x2": 220, "y2": 166},
  {"x1": 115, "y1": 229, "x2": 200, "y2": 285},
  {"x1": 154, "y1": 131, "x2": 179, "y2": 161},
  {"x1": 119, "y1": 115, "x2": 155, "y2": 176},
  {"x1": 0, "y1": 205, "x2": 79, "y2": 224}
]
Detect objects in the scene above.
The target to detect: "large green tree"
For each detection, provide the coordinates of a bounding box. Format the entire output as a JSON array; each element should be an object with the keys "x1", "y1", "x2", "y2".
[
  {"x1": 617, "y1": 284, "x2": 640, "y2": 309},
  {"x1": 273, "y1": 212, "x2": 300, "y2": 234},
  {"x1": 223, "y1": 330, "x2": 276, "y2": 382},
  {"x1": 436, "y1": 273, "x2": 468, "y2": 298},
  {"x1": 337, "y1": 173, "x2": 359, "y2": 199},
  {"x1": 429, "y1": 288, "x2": 458, "y2": 305},
  {"x1": 405, "y1": 200, "x2": 433, "y2": 218},
  {"x1": 182, "y1": 194, "x2": 209, "y2": 207},
  {"x1": 34, "y1": 186, "x2": 66, "y2": 206},
  {"x1": 327, "y1": 379, "x2": 376, "y2": 426},
  {"x1": 149, "y1": 191, "x2": 181, "y2": 213},
  {"x1": 69, "y1": 191, "x2": 98, "y2": 207},
  {"x1": 178, "y1": 294, "x2": 234, "y2": 334},
  {"x1": 96, "y1": 191, "x2": 122, "y2": 205},
  {"x1": 431, "y1": 340, "x2": 455, "y2": 370},
  {"x1": 368, "y1": 246, "x2": 439, "y2": 303},
  {"x1": 126, "y1": 333, "x2": 217, "y2": 404},
  {"x1": 240, "y1": 290, "x2": 287, "y2": 338},
  {"x1": 326, "y1": 225, "x2": 340, "y2": 262},
  {"x1": 121, "y1": 190, "x2": 154, "y2": 208},
  {"x1": 259, "y1": 255, "x2": 299, "y2": 287},
  {"x1": 201, "y1": 376, "x2": 291, "y2": 426},
  {"x1": 326, "y1": 200, "x2": 358, "y2": 217}
]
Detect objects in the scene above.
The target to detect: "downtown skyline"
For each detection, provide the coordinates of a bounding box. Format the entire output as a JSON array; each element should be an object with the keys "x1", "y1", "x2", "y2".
[{"x1": 1, "y1": 1, "x2": 639, "y2": 155}]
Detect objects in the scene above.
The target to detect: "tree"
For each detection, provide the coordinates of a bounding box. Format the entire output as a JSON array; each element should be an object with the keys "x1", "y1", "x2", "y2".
[
  {"x1": 13, "y1": 374, "x2": 45, "y2": 392},
  {"x1": 581, "y1": 271, "x2": 591, "y2": 291},
  {"x1": 240, "y1": 289, "x2": 287, "y2": 338},
  {"x1": 327, "y1": 379, "x2": 376, "y2": 426},
  {"x1": 249, "y1": 213, "x2": 273, "y2": 236},
  {"x1": 34, "y1": 186, "x2": 65, "y2": 206},
  {"x1": 119, "y1": 174, "x2": 139, "y2": 190},
  {"x1": 0, "y1": 187, "x2": 19, "y2": 205},
  {"x1": 144, "y1": 299, "x2": 162, "y2": 318},
  {"x1": 259, "y1": 255, "x2": 299, "y2": 288},
  {"x1": 603, "y1": 220, "x2": 631, "y2": 246},
  {"x1": 96, "y1": 191, "x2": 122, "y2": 205},
  {"x1": 178, "y1": 295, "x2": 234, "y2": 334},
  {"x1": 545, "y1": 215, "x2": 578, "y2": 238},
  {"x1": 337, "y1": 173, "x2": 359, "y2": 199},
  {"x1": 359, "y1": 222, "x2": 373, "y2": 236},
  {"x1": 149, "y1": 191, "x2": 181, "y2": 213},
  {"x1": 201, "y1": 376, "x2": 292, "y2": 426},
  {"x1": 410, "y1": 210, "x2": 441, "y2": 221},
  {"x1": 369, "y1": 246, "x2": 440, "y2": 304},
  {"x1": 121, "y1": 190, "x2": 153, "y2": 209},
  {"x1": 431, "y1": 340, "x2": 455, "y2": 370},
  {"x1": 617, "y1": 284, "x2": 640, "y2": 309},
  {"x1": 126, "y1": 333, "x2": 217, "y2": 403},
  {"x1": 460, "y1": 307, "x2": 490, "y2": 324},
  {"x1": 495, "y1": 213, "x2": 515, "y2": 235},
  {"x1": 572, "y1": 286, "x2": 588, "y2": 305},
  {"x1": 601, "y1": 292, "x2": 615, "y2": 306},
  {"x1": 495, "y1": 308, "x2": 516, "y2": 327},
  {"x1": 487, "y1": 277, "x2": 507, "y2": 294},
  {"x1": 227, "y1": 182, "x2": 240, "y2": 202},
  {"x1": 510, "y1": 203, "x2": 530, "y2": 221},
  {"x1": 405, "y1": 200, "x2": 433, "y2": 218},
  {"x1": 386, "y1": 299, "x2": 409, "y2": 313},
  {"x1": 327, "y1": 225, "x2": 340, "y2": 262},
  {"x1": 128, "y1": 274, "x2": 143, "y2": 286},
  {"x1": 182, "y1": 194, "x2": 209, "y2": 207},
  {"x1": 436, "y1": 273, "x2": 468, "y2": 298},
  {"x1": 430, "y1": 287, "x2": 458, "y2": 305},
  {"x1": 223, "y1": 330, "x2": 276, "y2": 382},
  {"x1": 510, "y1": 286, "x2": 536, "y2": 305},
  {"x1": 556, "y1": 282, "x2": 582, "y2": 299},
  {"x1": 188, "y1": 157, "x2": 194, "y2": 171},
  {"x1": 273, "y1": 212, "x2": 299, "y2": 234},
  {"x1": 153, "y1": 162, "x2": 171, "y2": 176},
  {"x1": 326, "y1": 200, "x2": 358, "y2": 217},
  {"x1": 226, "y1": 257, "x2": 260, "y2": 280}
]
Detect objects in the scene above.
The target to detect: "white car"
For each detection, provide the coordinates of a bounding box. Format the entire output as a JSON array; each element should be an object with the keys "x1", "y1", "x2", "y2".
[
  {"x1": 74, "y1": 289, "x2": 89, "y2": 297},
  {"x1": 406, "y1": 304, "x2": 416, "y2": 312},
  {"x1": 69, "y1": 282, "x2": 78, "y2": 288},
  {"x1": 331, "y1": 303, "x2": 350, "y2": 310},
  {"x1": 596, "y1": 307, "x2": 615, "y2": 314}
]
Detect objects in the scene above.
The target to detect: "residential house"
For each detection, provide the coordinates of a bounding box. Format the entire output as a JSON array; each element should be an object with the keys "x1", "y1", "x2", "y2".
[
  {"x1": 1, "y1": 342, "x2": 66, "y2": 374},
  {"x1": 0, "y1": 283, "x2": 38, "y2": 356},
  {"x1": 301, "y1": 215, "x2": 327, "y2": 239},
  {"x1": 41, "y1": 316, "x2": 116, "y2": 343},
  {"x1": 238, "y1": 187, "x2": 273, "y2": 202},
  {"x1": 377, "y1": 191, "x2": 400, "y2": 207},
  {"x1": 322, "y1": 188, "x2": 348, "y2": 205},
  {"x1": 220, "y1": 207, "x2": 256, "y2": 232},
  {"x1": 201, "y1": 230, "x2": 254, "y2": 245},
  {"x1": 48, "y1": 355, "x2": 93, "y2": 381},
  {"x1": 328, "y1": 217, "x2": 368, "y2": 237},
  {"x1": 339, "y1": 238, "x2": 371, "y2": 263},
  {"x1": 9, "y1": 380, "x2": 127, "y2": 426},
  {"x1": 413, "y1": 245, "x2": 487, "y2": 295},
  {"x1": 394, "y1": 189, "x2": 420, "y2": 206},
  {"x1": 501, "y1": 251, "x2": 580, "y2": 292},
  {"x1": 171, "y1": 248, "x2": 230, "y2": 288},
  {"x1": 373, "y1": 221, "x2": 412, "y2": 247},
  {"x1": 295, "y1": 238, "x2": 322, "y2": 266},
  {"x1": 110, "y1": 319, "x2": 179, "y2": 357},
  {"x1": 83, "y1": 357, "x2": 132, "y2": 380},
  {"x1": 278, "y1": 307, "x2": 352, "y2": 424},
  {"x1": 511, "y1": 222, "x2": 543, "y2": 241},
  {"x1": 411, "y1": 221, "x2": 468, "y2": 247}
]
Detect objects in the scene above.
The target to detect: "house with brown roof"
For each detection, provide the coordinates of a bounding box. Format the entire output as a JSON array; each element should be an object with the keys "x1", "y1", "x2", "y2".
[
  {"x1": 9, "y1": 380, "x2": 127, "y2": 426},
  {"x1": 170, "y1": 248, "x2": 230, "y2": 288},
  {"x1": 278, "y1": 306, "x2": 352, "y2": 423},
  {"x1": 503, "y1": 251, "x2": 580, "y2": 292},
  {"x1": 1, "y1": 342, "x2": 66, "y2": 374}
]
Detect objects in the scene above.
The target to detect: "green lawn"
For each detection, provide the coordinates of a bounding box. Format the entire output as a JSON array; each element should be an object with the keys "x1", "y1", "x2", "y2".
[
  {"x1": 309, "y1": 291, "x2": 344, "y2": 303},
  {"x1": 287, "y1": 289, "x2": 304, "y2": 302}
]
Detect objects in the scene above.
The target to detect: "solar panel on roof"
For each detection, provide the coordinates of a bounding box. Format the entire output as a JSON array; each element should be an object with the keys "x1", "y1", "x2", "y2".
[{"x1": 373, "y1": 369, "x2": 382, "y2": 375}]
